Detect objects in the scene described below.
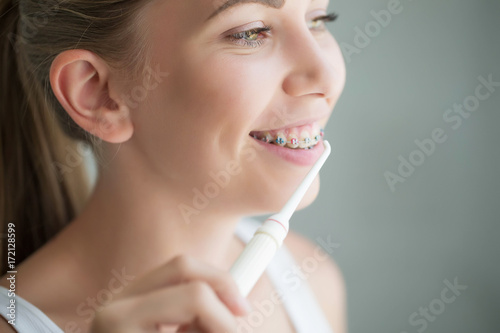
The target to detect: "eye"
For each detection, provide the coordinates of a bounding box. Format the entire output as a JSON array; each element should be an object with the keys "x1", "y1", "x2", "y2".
[
  {"x1": 227, "y1": 26, "x2": 272, "y2": 48},
  {"x1": 225, "y1": 12, "x2": 338, "y2": 49},
  {"x1": 307, "y1": 12, "x2": 339, "y2": 31}
]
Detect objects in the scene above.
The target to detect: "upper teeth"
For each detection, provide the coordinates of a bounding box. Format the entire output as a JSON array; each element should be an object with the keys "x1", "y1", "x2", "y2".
[
  {"x1": 299, "y1": 131, "x2": 311, "y2": 149},
  {"x1": 251, "y1": 124, "x2": 324, "y2": 150}
]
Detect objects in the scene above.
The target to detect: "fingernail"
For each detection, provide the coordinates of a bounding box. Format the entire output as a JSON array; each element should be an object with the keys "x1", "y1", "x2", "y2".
[{"x1": 237, "y1": 296, "x2": 252, "y2": 313}]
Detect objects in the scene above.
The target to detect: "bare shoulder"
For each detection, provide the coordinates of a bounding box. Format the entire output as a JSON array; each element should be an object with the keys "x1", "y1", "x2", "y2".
[
  {"x1": 283, "y1": 230, "x2": 347, "y2": 333},
  {"x1": 0, "y1": 276, "x2": 18, "y2": 333},
  {"x1": 0, "y1": 316, "x2": 17, "y2": 332}
]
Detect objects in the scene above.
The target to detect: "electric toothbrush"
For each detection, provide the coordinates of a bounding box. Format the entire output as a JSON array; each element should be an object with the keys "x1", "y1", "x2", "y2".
[{"x1": 230, "y1": 140, "x2": 332, "y2": 297}]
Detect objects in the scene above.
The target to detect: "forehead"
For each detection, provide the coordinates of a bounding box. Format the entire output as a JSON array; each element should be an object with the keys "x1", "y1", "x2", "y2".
[
  {"x1": 206, "y1": 0, "x2": 285, "y2": 20},
  {"x1": 144, "y1": 0, "x2": 286, "y2": 32},
  {"x1": 142, "y1": 0, "x2": 321, "y2": 39}
]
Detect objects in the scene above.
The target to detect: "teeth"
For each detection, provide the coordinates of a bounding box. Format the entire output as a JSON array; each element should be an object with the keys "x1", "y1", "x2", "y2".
[
  {"x1": 251, "y1": 124, "x2": 324, "y2": 150},
  {"x1": 286, "y1": 132, "x2": 299, "y2": 149},
  {"x1": 275, "y1": 132, "x2": 287, "y2": 146},
  {"x1": 299, "y1": 131, "x2": 311, "y2": 148},
  {"x1": 260, "y1": 131, "x2": 273, "y2": 143}
]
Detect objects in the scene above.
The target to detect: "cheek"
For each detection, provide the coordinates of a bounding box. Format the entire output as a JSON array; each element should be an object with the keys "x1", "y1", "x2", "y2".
[
  {"x1": 328, "y1": 36, "x2": 347, "y2": 97},
  {"x1": 166, "y1": 52, "x2": 278, "y2": 148},
  {"x1": 131, "y1": 50, "x2": 280, "y2": 189},
  {"x1": 183, "y1": 54, "x2": 275, "y2": 108}
]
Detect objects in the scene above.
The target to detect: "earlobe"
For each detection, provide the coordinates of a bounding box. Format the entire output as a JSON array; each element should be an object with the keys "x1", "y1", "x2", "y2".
[{"x1": 49, "y1": 49, "x2": 133, "y2": 143}]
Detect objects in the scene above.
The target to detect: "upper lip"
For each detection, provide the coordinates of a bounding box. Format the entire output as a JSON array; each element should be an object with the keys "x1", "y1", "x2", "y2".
[{"x1": 250, "y1": 112, "x2": 330, "y2": 133}]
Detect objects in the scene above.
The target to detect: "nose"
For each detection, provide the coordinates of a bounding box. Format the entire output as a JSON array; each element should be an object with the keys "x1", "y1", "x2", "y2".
[{"x1": 281, "y1": 26, "x2": 338, "y2": 100}]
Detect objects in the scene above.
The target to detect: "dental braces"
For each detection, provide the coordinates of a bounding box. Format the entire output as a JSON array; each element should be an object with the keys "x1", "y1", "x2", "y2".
[{"x1": 252, "y1": 129, "x2": 325, "y2": 149}]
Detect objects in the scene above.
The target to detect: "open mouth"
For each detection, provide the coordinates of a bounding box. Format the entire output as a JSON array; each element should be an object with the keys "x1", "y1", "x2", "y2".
[{"x1": 249, "y1": 122, "x2": 324, "y2": 150}]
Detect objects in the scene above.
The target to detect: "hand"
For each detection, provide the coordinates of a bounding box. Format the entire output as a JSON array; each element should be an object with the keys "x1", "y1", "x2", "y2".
[{"x1": 90, "y1": 255, "x2": 251, "y2": 333}]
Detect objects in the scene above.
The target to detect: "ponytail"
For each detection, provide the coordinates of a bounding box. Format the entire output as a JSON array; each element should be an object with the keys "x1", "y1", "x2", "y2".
[{"x1": 0, "y1": 0, "x2": 91, "y2": 275}]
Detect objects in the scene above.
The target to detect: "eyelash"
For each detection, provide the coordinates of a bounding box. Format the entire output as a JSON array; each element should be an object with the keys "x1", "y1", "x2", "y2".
[{"x1": 227, "y1": 12, "x2": 339, "y2": 48}]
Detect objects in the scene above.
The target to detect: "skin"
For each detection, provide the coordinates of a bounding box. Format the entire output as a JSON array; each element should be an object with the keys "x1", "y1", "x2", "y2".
[{"x1": 0, "y1": 0, "x2": 346, "y2": 331}]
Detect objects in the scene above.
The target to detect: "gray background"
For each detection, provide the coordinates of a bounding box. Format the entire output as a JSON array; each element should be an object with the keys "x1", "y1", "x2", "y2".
[
  {"x1": 293, "y1": 0, "x2": 500, "y2": 332},
  {"x1": 85, "y1": 0, "x2": 500, "y2": 332}
]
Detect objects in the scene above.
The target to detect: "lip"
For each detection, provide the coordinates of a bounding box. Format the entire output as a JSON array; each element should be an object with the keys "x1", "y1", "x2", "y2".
[
  {"x1": 250, "y1": 135, "x2": 326, "y2": 166},
  {"x1": 250, "y1": 114, "x2": 329, "y2": 133}
]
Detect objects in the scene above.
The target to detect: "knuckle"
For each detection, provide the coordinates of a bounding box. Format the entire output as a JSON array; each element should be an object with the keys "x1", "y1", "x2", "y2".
[
  {"x1": 171, "y1": 254, "x2": 195, "y2": 275},
  {"x1": 188, "y1": 281, "x2": 213, "y2": 308}
]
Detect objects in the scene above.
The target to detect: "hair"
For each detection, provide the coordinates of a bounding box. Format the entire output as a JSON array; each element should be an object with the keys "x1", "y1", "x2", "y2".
[{"x1": 0, "y1": 0, "x2": 153, "y2": 275}]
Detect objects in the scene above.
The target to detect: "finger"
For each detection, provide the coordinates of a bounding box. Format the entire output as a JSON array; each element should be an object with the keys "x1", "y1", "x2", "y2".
[
  {"x1": 117, "y1": 255, "x2": 250, "y2": 316},
  {"x1": 128, "y1": 281, "x2": 238, "y2": 333}
]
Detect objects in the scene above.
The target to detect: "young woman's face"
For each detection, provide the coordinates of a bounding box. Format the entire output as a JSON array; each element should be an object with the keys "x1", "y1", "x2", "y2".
[{"x1": 129, "y1": 0, "x2": 345, "y2": 219}]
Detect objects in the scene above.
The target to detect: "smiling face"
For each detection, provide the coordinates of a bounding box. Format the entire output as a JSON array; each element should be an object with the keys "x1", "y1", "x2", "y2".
[{"x1": 126, "y1": 0, "x2": 346, "y2": 219}]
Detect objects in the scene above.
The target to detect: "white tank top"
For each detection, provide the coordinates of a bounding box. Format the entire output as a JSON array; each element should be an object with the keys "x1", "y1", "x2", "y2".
[{"x1": 0, "y1": 217, "x2": 334, "y2": 332}]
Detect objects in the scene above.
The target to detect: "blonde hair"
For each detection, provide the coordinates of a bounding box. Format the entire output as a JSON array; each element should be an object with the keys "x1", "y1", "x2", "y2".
[{"x1": 0, "y1": 0, "x2": 153, "y2": 275}]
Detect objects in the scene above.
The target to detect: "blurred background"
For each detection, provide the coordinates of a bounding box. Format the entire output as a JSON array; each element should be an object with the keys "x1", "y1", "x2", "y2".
[
  {"x1": 295, "y1": 0, "x2": 500, "y2": 332},
  {"x1": 85, "y1": 0, "x2": 500, "y2": 332}
]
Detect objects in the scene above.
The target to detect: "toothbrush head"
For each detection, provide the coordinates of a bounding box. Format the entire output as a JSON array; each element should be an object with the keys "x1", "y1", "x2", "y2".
[{"x1": 277, "y1": 139, "x2": 332, "y2": 228}]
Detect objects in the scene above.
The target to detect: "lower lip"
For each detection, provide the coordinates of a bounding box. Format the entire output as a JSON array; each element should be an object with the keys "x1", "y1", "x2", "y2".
[{"x1": 250, "y1": 136, "x2": 326, "y2": 166}]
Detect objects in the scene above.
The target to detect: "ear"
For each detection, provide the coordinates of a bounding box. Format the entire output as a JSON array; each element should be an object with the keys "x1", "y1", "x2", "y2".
[{"x1": 49, "y1": 49, "x2": 133, "y2": 143}]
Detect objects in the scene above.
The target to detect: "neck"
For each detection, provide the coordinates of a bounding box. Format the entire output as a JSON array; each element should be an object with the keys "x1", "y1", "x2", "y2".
[{"x1": 59, "y1": 151, "x2": 246, "y2": 289}]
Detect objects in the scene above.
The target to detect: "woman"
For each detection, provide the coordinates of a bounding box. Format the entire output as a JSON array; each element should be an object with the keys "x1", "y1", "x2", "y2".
[{"x1": 0, "y1": 0, "x2": 347, "y2": 331}]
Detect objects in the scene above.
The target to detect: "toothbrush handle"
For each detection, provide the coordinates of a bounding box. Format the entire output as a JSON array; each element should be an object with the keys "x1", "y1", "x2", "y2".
[
  {"x1": 230, "y1": 232, "x2": 277, "y2": 297},
  {"x1": 230, "y1": 218, "x2": 287, "y2": 297}
]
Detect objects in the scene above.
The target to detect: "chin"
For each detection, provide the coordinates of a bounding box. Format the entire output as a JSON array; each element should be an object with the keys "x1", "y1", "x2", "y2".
[
  {"x1": 264, "y1": 175, "x2": 320, "y2": 214},
  {"x1": 238, "y1": 173, "x2": 321, "y2": 217},
  {"x1": 294, "y1": 176, "x2": 321, "y2": 212}
]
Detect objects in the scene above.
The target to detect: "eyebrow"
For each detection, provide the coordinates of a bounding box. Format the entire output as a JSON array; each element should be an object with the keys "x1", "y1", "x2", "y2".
[{"x1": 206, "y1": 0, "x2": 286, "y2": 21}]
